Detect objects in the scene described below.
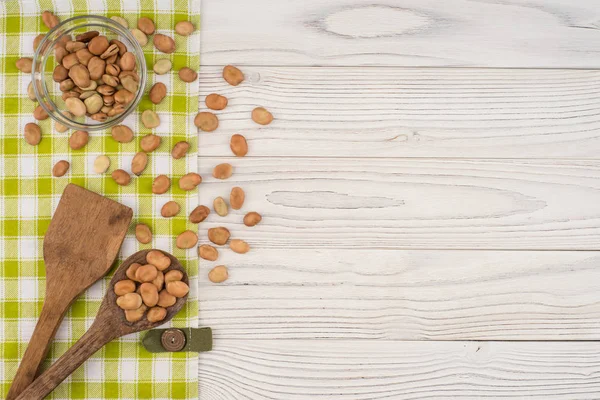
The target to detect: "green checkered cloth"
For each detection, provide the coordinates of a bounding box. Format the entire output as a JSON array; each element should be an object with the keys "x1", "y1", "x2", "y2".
[{"x1": 0, "y1": 0, "x2": 200, "y2": 398}]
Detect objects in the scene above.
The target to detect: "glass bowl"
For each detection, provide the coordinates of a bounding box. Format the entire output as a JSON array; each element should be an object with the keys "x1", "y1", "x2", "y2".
[{"x1": 32, "y1": 15, "x2": 147, "y2": 131}]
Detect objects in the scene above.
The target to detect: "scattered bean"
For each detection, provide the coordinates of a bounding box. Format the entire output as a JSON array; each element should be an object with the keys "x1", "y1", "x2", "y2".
[
  {"x1": 208, "y1": 265, "x2": 229, "y2": 283},
  {"x1": 111, "y1": 169, "x2": 131, "y2": 186},
  {"x1": 178, "y1": 67, "x2": 197, "y2": 82},
  {"x1": 189, "y1": 205, "x2": 210, "y2": 223},
  {"x1": 131, "y1": 152, "x2": 148, "y2": 176},
  {"x1": 33, "y1": 105, "x2": 49, "y2": 120},
  {"x1": 135, "y1": 223, "x2": 152, "y2": 244},
  {"x1": 140, "y1": 134, "x2": 161, "y2": 152},
  {"x1": 141, "y1": 110, "x2": 160, "y2": 128},
  {"x1": 111, "y1": 16, "x2": 129, "y2": 28},
  {"x1": 149, "y1": 82, "x2": 167, "y2": 104},
  {"x1": 222, "y1": 65, "x2": 244, "y2": 86},
  {"x1": 94, "y1": 155, "x2": 110, "y2": 174},
  {"x1": 208, "y1": 227, "x2": 230, "y2": 245},
  {"x1": 230, "y1": 134, "x2": 248, "y2": 157},
  {"x1": 179, "y1": 172, "x2": 202, "y2": 191},
  {"x1": 111, "y1": 124, "x2": 134, "y2": 143},
  {"x1": 42, "y1": 11, "x2": 59, "y2": 29},
  {"x1": 52, "y1": 160, "x2": 70, "y2": 177},
  {"x1": 130, "y1": 28, "x2": 148, "y2": 46},
  {"x1": 213, "y1": 197, "x2": 228, "y2": 217},
  {"x1": 114, "y1": 280, "x2": 136, "y2": 296},
  {"x1": 27, "y1": 82, "x2": 36, "y2": 101},
  {"x1": 24, "y1": 123, "x2": 41, "y2": 146},
  {"x1": 153, "y1": 33, "x2": 176, "y2": 53},
  {"x1": 205, "y1": 93, "x2": 227, "y2": 110},
  {"x1": 176, "y1": 230, "x2": 198, "y2": 249},
  {"x1": 33, "y1": 34, "x2": 44, "y2": 51},
  {"x1": 194, "y1": 112, "x2": 218, "y2": 132},
  {"x1": 244, "y1": 212, "x2": 262, "y2": 227},
  {"x1": 152, "y1": 175, "x2": 170, "y2": 194},
  {"x1": 198, "y1": 245, "x2": 218, "y2": 261},
  {"x1": 146, "y1": 250, "x2": 171, "y2": 271},
  {"x1": 230, "y1": 239, "x2": 250, "y2": 254},
  {"x1": 68, "y1": 130, "x2": 89, "y2": 150},
  {"x1": 153, "y1": 59, "x2": 172, "y2": 75},
  {"x1": 212, "y1": 163, "x2": 233, "y2": 179},
  {"x1": 137, "y1": 17, "x2": 155, "y2": 35},
  {"x1": 16, "y1": 57, "x2": 33, "y2": 73},
  {"x1": 171, "y1": 141, "x2": 189, "y2": 159},
  {"x1": 230, "y1": 187, "x2": 245, "y2": 210},
  {"x1": 166, "y1": 281, "x2": 189, "y2": 297},
  {"x1": 252, "y1": 107, "x2": 273, "y2": 125},
  {"x1": 117, "y1": 292, "x2": 143, "y2": 310},
  {"x1": 161, "y1": 201, "x2": 180, "y2": 217},
  {"x1": 175, "y1": 21, "x2": 195, "y2": 36}
]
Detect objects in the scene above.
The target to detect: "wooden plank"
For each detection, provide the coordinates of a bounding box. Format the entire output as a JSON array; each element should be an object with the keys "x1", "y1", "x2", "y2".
[
  {"x1": 202, "y1": 0, "x2": 600, "y2": 67},
  {"x1": 198, "y1": 67, "x2": 600, "y2": 158},
  {"x1": 197, "y1": 157, "x2": 600, "y2": 250},
  {"x1": 198, "y1": 340, "x2": 600, "y2": 399},
  {"x1": 198, "y1": 249, "x2": 600, "y2": 340}
]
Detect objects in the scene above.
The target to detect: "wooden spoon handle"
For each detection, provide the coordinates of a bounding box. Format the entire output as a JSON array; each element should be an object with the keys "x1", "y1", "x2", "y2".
[
  {"x1": 6, "y1": 297, "x2": 73, "y2": 400},
  {"x1": 15, "y1": 322, "x2": 116, "y2": 400}
]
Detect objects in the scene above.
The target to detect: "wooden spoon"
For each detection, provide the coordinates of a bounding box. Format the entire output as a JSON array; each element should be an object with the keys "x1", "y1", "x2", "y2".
[
  {"x1": 6, "y1": 183, "x2": 133, "y2": 400},
  {"x1": 15, "y1": 249, "x2": 189, "y2": 400}
]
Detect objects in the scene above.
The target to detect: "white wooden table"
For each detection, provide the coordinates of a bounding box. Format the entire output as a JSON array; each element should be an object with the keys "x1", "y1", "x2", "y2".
[{"x1": 196, "y1": 0, "x2": 600, "y2": 398}]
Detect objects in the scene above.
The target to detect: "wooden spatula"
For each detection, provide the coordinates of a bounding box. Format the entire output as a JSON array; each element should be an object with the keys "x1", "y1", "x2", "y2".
[
  {"x1": 15, "y1": 249, "x2": 188, "y2": 400},
  {"x1": 6, "y1": 183, "x2": 133, "y2": 400}
]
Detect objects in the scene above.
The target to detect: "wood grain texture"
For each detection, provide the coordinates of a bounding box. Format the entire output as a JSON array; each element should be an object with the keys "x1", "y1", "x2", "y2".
[
  {"x1": 198, "y1": 249, "x2": 600, "y2": 340},
  {"x1": 202, "y1": 0, "x2": 600, "y2": 67},
  {"x1": 198, "y1": 340, "x2": 600, "y2": 399},
  {"x1": 198, "y1": 67, "x2": 600, "y2": 158},
  {"x1": 197, "y1": 157, "x2": 600, "y2": 250}
]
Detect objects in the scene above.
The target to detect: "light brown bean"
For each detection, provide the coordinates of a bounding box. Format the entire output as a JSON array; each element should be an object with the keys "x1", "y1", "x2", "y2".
[
  {"x1": 62, "y1": 53, "x2": 80, "y2": 69},
  {"x1": 114, "y1": 89, "x2": 134, "y2": 104},
  {"x1": 111, "y1": 169, "x2": 131, "y2": 186},
  {"x1": 140, "y1": 134, "x2": 161, "y2": 152},
  {"x1": 244, "y1": 212, "x2": 262, "y2": 227},
  {"x1": 194, "y1": 112, "x2": 218, "y2": 132},
  {"x1": 152, "y1": 270, "x2": 164, "y2": 291},
  {"x1": 175, "y1": 21, "x2": 195, "y2": 36},
  {"x1": 131, "y1": 152, "x2": 148, "y2": 176},
  {"x1": 141, "y1": 110, "x2": 160, "y2": 128},
  {"x1": 205, "y1": 93, "x2": 227, "y2": 110},
  {"x1": 178, "y1": 67, "x2": 197, "y2": 83},
  {"x1": 171, "y1": 141, "x2": 189, "y2": 159},
  {"x1": 176, "y1": 230, "x2": 198, "y2": 249},
  {"x1": 111, "y1": 125, "x2": 134, "y2": 143},
  {"x1": 212, "y1": 163, "x2": 233, "y2": 179},
  {"x1": 94, "y1": 155, "x2": 110, "y2": 174},
  {"x1": 68, "y1": 130, "x2": 89, "y2": 150},
  {"x1": 164, "y1": 270, "x2": 183, "y2": 284},
  {"x1": 147, "y1": 307, "x2": 167, "y2": 322},
  {"x1": 230, "y1": 239, "x2": 250, "y2": 254},
  {"x1": 135, "y1": 223, "x2": 152, "y2": 244},
  {"x1": 116, "y1": 292, "x2": 143, "y2": 310},
  {"x1": 153, "y1": 59, "x2": 172, "y2": 75},
  {"x1": 24, "y1": 123, "x2": 41, "y2": 146},
  {"x1": 68, "y1": 64, "x2": 91, "y2": 89},
  {"x1": 208, "y1": 265, "x2": 229, "y2": 283},
  {"x1": 161, "y1": 201, "x2": 180, "y2": 217},
  {"x1": 137, "y1": 17, "x2": 155, "y2": 35},
  {"x1": 125, "y1": 304, "x2": 147, "y2": 322},
  {"x1": 119, "y1": 52, "x2": 136, "y2": 71},
  {"x1": 152, "y1": 175, "x2": 170, "y2": 194},
  {"x1": 87, "y1": 56, "x2": 106, "y2": 80},
  {"x1": 52, "y1": 160, "x2": 69, "y2": 177},
  {"x1": 135, "y1": 264, "x2": 158, "y2": 282},
  {"x1": 208, "y1": 227, "x2": 230, "y2": 245},
  {"x1": 166, "y1": 281, "x2": 189, "y2": 297},
  {"x1": 178, "y1": 173, "x2": 202, "y2": 191},
  {"x1": 15, "y1": 57, "x2": 33, "y2": 73},
  {"x1": 213, "y1": 197, "x2": 228, "y2": 217},
  {"x1": 222, "y1": 65, "x2": 244, "y2": 86},
  {"x1": 139, "y1": 282, "x2": 159, "y2": 307},
  {"x1": 252, "y1": 107, "x2": 273, "y2": 125},
  {"x1": 149, "y1": 82, "x2": 167, "y2": 104},
  {"x1": 157, "y1": 290, "x2": 176, "y2": 307},
  {"x1": 114, "y1": 280, "x2": 136, "y2": 296},
  {"x1": 189, "y1": 205, "x2": 210, "y2": 223},
  {"x1": 53, "y1": 65, "x2": 68, "y2": 82},
  {"x1": 146, "y1": 250, "x2": 171, "y2": 271},
  {"x1": 65, "y1": 97, "x2": 86, "y2": 116},
  {"x1": 230, "y1": 187, "x2": 245, "y2": 210},
  {"x1": 42, "y1": 11, "x2": 60, "y2": 29},
  {"x1": 153, "y1": 34, "x2": 175, "y2": 53},
  {"x1": 126, "y1": 263, "x2": 142, "y2": 281},
  {"x1": 198, "y1": 244, "x2": 218, "y2": 261},
  {"x1": 33, "y1": 105, "x2": 49, "y2": 121},
  {"x1": 88, "y1": 35, "x2": 109, "y2": 55}
]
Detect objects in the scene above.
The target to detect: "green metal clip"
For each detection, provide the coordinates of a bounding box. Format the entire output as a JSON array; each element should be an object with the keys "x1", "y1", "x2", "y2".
[{"x1": 142, "y1": 327, "x2": 212, "y2": 353}]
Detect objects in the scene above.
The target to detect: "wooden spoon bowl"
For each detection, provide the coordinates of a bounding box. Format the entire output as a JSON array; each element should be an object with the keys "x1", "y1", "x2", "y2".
[{"x1": 16, "y1": 249, "x2": 189, "y2": 400}]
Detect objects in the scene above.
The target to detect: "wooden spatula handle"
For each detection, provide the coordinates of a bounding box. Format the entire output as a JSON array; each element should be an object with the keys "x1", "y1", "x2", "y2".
[
  {"x1": 6, "y1": 297, "x2": 73, "y2": 400},
  {"x1": 15, "y1": 322, "x2": 115, "y2": 400}
]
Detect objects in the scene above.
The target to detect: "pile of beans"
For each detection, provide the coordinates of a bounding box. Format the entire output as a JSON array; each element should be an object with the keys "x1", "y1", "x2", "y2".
[{"x1": 115, "y1": 250, "x2": 189, "y2": 323}]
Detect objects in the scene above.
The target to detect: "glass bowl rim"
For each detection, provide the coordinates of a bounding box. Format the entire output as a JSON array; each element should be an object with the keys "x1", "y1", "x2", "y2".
[{"x1": 31, "y1": 14, "x2": 147, "y2": 132}]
